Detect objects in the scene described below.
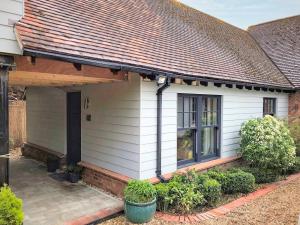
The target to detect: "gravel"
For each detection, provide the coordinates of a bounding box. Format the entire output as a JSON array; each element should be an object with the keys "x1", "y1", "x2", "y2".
[{"x1": 101, "y1": 177, "x2": 300, "y2": 225}]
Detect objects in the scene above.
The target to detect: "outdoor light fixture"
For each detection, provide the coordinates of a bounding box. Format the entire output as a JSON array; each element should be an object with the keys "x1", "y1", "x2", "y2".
[{"x1": 156, "y1": 75, "x2": 167, "y2": 85}]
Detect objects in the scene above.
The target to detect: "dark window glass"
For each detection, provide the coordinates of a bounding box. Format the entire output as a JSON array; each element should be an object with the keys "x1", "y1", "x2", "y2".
[
  {"x1": 177, "y1": 96, "x2": 197, "y2": 163},
  {"x1": 177, "y1": 95, "x2": 221, "y2": 166},
  {"x1": 177, "y1": 130, "x2": 195, "y2": 162},
  {"x1": 263, "y1": 98, "x2": 276, "y2": 116}
]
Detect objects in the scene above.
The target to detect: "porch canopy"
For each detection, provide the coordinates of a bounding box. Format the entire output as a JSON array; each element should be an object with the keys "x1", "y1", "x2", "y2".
[{"x1": 9, "y1": 56, "x2": 127, "y2": 87}]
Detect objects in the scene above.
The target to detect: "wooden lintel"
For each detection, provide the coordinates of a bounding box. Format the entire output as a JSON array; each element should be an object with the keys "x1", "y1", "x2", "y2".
[{"x1": 14, "y1": 56, "x2": 127, "y2": 81}]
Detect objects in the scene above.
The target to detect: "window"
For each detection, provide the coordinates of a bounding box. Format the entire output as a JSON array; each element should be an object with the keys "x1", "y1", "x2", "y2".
[
  {"x1": 177, "y1": 94, "x2": 221, "y2": 166},
  {"x1": 263, "y1": 98, "x2": 276, "y2": 116}
]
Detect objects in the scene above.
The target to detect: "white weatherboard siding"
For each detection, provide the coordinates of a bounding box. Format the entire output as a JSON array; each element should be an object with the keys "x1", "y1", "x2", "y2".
[
  {"x1": 26, "y1": 87, "x2": 67, "y2": 154},
  {"x1": 81, "y1": 73, "x2": 141, "y2": 179},
  {"x1": 0, "y1": 0, "x2": 23, "y2": 55},
  {"x1": 140, "y1": 80, "x2": 289, "y2": 179}
]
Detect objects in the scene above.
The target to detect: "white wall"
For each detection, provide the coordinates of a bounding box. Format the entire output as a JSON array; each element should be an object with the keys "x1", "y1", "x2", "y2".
[
  {"x1": 81, "y1": 73, "x2": 141, "y2": 179},
  {"x1": 140, "y1": 80, "x2": 289, "y2": 179},
  {"x1": 0, "y1": 0, "x2": 23, "y2": 55},
  {"x1": 26, "y1": 87, "x2": 67, "y2": 154}
]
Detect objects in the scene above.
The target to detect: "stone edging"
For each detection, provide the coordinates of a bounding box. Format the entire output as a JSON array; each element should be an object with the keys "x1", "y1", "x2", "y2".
[{"x1": 156, "y1": 172, "x2": 300, "y2": 223}]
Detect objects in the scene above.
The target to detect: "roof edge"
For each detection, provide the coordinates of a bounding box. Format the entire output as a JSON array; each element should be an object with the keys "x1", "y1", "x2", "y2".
[
  {"x1": 247, "y1": 14, "x2": 300, "y2": 30},
  {"x1": 23, "y1": 48, "x2": 295, "y2": 91}
]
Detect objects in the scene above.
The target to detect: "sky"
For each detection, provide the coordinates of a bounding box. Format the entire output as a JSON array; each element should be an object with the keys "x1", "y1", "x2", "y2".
[{"x1": 180, "y1": 0, "x2": 300, "y2": 29}]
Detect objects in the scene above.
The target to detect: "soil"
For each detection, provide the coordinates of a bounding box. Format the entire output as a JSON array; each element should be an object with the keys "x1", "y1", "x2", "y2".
[{"x1": 101, "y1": 177, "x2": 300, "y2": 225}]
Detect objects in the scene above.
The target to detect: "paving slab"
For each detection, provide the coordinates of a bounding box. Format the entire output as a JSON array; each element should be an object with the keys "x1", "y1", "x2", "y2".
[{"x1": 10, "y1": 157, "x2": 123, "y2": 225}]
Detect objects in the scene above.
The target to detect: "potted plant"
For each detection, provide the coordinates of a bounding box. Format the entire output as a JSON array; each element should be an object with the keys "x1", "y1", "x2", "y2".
[
  {"x1": 124, "y1": 180, "x2": 156, "y2": 224},
  {"x1": 66, "y1": 164, "x2": 82, "y2": 183},
  {"x1": 46, "y1": 155, "x2": 59, "y2": 172}
]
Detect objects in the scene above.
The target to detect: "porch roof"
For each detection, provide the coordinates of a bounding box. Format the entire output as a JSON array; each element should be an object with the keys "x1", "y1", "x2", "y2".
[
  {"x1": 9, "y1": 56, "x2": 127, "y2": 87},
  {"x1": 15, "y1": 0, "x2": 293, "y2": 89}
]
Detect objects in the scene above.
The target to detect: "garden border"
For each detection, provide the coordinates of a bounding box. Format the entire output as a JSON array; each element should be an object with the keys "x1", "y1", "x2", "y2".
[{"x1": 156, "y1": 172, "x2": 300, "y2": 223}]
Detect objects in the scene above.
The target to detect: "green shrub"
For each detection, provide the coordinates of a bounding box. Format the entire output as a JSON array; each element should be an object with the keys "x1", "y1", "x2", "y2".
[
  {"x1": 167, "y1": 179, "x2": 205, "y2": 214},
  {"x1": 155, "y1": 183, "x2": 171, "y2": 212},
  {"x1": 124, "y1": 180, "x2": 156, "y2": 203},
  {"x1": 0, "y1": 185, "x2": 24, "y2": 225},
  {"x1": 241, "y1": 167, "x2": 278, "y2": 184},
  {"x1": 288, "y1": 118, "x2": 300, "y2": 156},
  {"x1": 287, "y1": 157, "x2": 300, "y2": 174},
  {"x1": 199, "y1": 178, "x2": 221, "y2": 206},
  {"x1": 224, "y1": 170, "x2": 255, "y2": 194},
  {"x1": 206, "y1": 169, "x2": 228, "y2": 192},
  {"x1": 240, "y1": 116, "x2": 296, "y2": 174}
]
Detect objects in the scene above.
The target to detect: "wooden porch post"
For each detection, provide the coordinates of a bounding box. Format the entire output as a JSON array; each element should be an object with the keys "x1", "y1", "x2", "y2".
[{"x1": 0, "y1": 56, "x2": 12, "y2": 186}]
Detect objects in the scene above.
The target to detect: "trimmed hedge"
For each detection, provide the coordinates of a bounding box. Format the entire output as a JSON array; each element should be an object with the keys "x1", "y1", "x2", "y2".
[
  {"x1": 241, "y1": 167, "x2": 278, "y2": 184},
  {"x1": 224, "y1": 170, "x2": 255, "y2": 194},
  {"x1": 207, "y1": 169, "x2": 255, "y2": 194},
  {"x1": 199, "y1": 178, "x2": 221, "y2": 206}
]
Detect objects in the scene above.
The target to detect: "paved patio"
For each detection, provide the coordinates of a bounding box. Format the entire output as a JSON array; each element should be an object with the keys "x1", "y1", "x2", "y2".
[{"x1": 10, "y1": 157, "x2": 123, "y2": 225}]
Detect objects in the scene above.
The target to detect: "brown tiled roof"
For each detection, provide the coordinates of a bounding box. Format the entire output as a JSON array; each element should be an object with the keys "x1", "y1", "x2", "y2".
[
  {"x1": 249, "y1": 16, "x2": 300, "y2": 88},
  {"x1": 15, "y1": 0, "x2": 292, "y2": 88}
]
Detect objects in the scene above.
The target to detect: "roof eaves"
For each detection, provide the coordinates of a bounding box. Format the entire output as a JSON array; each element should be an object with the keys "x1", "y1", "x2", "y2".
[{"x1": 23, "y1": 48, "x2": 295, "y2": 91}]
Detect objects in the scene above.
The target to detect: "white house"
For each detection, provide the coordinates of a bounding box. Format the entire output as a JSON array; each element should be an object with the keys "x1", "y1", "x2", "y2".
[{"x1": 3, "y1": 0, "x2": 294, "y2": 196}]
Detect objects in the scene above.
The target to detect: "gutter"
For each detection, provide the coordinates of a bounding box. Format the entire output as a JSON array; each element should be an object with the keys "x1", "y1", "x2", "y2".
[
  {"x1": 156, "y1": 77, "x2": 171, "y2": 183},
  {"x1": 22, "y1": 49, "x2": 295, "y2": 92}
]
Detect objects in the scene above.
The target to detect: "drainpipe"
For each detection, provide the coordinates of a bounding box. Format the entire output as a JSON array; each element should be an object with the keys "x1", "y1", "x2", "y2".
[{"x1": 156, "y1": 76, "x2": 170, "y2": 182}]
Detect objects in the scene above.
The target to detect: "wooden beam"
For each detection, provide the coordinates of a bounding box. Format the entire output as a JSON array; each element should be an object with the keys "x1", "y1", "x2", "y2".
[
  {"x1": 14, "y1": 56, "x2": 127, "y2": 81},
  {"x1": 8, "y1": 71, "x2": 114, "y2": 87}
]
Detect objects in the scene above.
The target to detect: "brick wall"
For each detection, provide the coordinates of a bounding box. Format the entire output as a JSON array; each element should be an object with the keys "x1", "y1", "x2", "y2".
[
  {"x1": 21, "y1": 143, "x2": 66, "y2": 167},
  {"x1": 289, "y1": 91, "x2": 300, "y2": 121},
  {"x1": 82, "y1": 167, "x2": 127, "y2": 198}
]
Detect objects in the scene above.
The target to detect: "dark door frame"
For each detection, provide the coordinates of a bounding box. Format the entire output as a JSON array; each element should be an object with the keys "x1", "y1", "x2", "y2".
[
  {"x1": 66, "y1": 92, "x2": 81, "y2": 165},
  {"x1": 0, "y1": 56, "x2": 13, "y2": 186}
]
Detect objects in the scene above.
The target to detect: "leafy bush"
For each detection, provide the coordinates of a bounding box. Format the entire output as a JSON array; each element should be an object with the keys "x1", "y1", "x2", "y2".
[
  {"x1": 288, "y1": 118, "x2": 300, "y2": 156},
  {"x1": 155, "y1": 183, "x2": 171, "y2": 212},
  {"x1": 241, "y1": 167, "x2": 278, "y2": 184},
  {"x1": 223, "y1": 170, "x2": 255, "y2": 194},
  {"x1": 124, "y1": 180, "x2": 156, "y2": 203},
  {"x1": 155, "y1": 172, "x2": 206, "y2": 214},
  {"x1": 0, "y1": 185, "x2": 24, "y2": 225},
  {"x1": 287, "y1": 157, "x2": 300, "y2": 174},
  {"x1": 167, "y1": 179, "x2": 205, "y2": 214},
  {"x1": 199, "y1": 178, "x2": 221, "y2": 206},
  {"x1": 206, "y1": 169, "x2": 228, "y2": 192},
  {"x1": 240, "y1": 116, "x2": 296, "y2": 174}
]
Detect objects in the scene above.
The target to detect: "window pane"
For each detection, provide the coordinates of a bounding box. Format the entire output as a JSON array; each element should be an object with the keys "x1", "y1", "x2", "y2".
[
  {"x1": 212, "y1": 98, "x2": 217, "y2": 111},
  {"x1": 190, "y1": 112, "x2": 196, "y2": 128},
  {"x1": 212, "y1": 111, "x2": 217, "y2": 125},
  {"x1": 201, "y1": 127, "x2": 216, "y2": 157},
  {"x1": 177, "y1": 113, "x2": 183, "y2": 128},
  {"x1": 184, "y1": 112, "x2": 189, "y2": 128},
  {"x1": 190, "y1": 97, "x2": 196, "y2": 112},
  {"x1": 184, "y1": 97, "x2": 189, "y2": 112},
  {"x1": 203, "y1": 97, "x2": 208, "y2": 111},
  {"x1": 202, "y1": 112, "x2": 207, "y2": 126},
  {"x1": 177, "y1": 129, "x2": 195, "y2": 162},
  {"x1": 178, "y1": 96, "x2": 183, "y2": 113}
]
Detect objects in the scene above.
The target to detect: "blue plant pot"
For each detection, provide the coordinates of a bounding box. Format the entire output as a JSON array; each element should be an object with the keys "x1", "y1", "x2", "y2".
[{"x1": 124, "y1": 198, "x2": 156, "y2": 224}]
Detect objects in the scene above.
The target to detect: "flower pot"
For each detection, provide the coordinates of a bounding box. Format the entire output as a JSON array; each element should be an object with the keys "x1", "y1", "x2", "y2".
[
  {"x1": 68, "y1": 172, "x2": 80, "y2": 183},
  {"x1": 124, "y1": 198, "x2": 156, "y2": 224},
  {"x1": 47, "y1": 158, "x2": 59, "y2": 172}
]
